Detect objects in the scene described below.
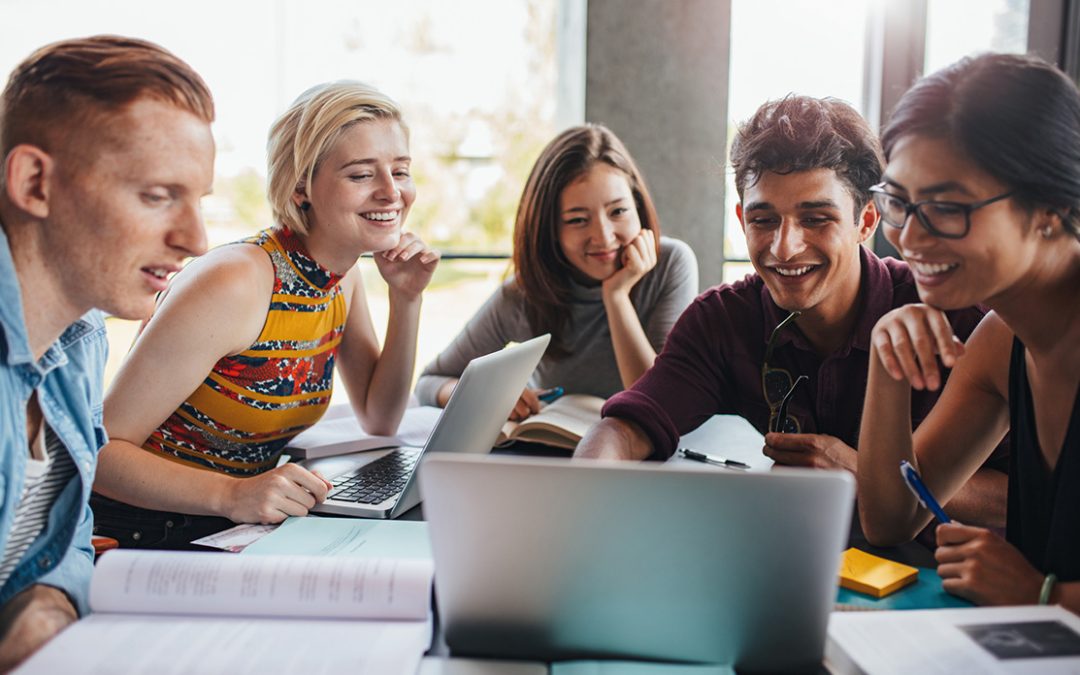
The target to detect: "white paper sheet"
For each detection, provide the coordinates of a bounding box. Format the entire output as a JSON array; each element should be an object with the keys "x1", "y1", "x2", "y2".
[
  {"x1": 670, "y1": 414, "x2": 771, "y2": 470},
  {"x1": 191, "y1": 523, "x2": 279, "y2": 552},
  {"x1": 90, "y1": 550, "x2": 434, "y2": 620},
  {"x1": 827, "y1": 605, "x2": 1080, "y2": 674},
  {"x1": 16, "y1": 614, "x2": 431, "y2": 675}
]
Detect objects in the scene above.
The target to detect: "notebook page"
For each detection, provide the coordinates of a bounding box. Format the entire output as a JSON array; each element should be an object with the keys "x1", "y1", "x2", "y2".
[{"x1": 89, "y1": 550, "x2": 433, "y2": 620}]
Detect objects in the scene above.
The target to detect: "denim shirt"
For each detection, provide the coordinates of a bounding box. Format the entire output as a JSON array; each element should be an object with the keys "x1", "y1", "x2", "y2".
[{"x1": 0, "y1": 226, "x2": 107, "y2": 615}]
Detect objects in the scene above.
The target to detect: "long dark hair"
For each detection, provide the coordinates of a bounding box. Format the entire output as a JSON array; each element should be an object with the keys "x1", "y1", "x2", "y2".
[
  {"x1": 882, "y1": 52, "x2": 1080, "y2": 240},
  {"x1": 512, "y1": 124, "x2": 661, "y2": 357}
]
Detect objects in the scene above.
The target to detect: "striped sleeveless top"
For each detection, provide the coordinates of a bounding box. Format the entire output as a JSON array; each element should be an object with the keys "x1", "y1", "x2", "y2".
[{"x1": 144, "y1": 227, "x2": 346, "y2": 476}]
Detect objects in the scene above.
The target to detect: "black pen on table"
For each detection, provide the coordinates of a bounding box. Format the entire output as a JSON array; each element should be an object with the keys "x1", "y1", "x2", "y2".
[{"x1": 679, "y1": 448, "x2": 750, "y2": 470}]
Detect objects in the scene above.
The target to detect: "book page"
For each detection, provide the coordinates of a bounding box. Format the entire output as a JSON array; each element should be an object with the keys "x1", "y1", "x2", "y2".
[
  {"x1": 89, "y1": 550, "x2": 433, "y2": 620},
  {"x1": 16, "y1": 614, "x2": 431, "y2": 675},
  {"x1": 514, "y1": 395, "x2": 604, "y2": 440}
]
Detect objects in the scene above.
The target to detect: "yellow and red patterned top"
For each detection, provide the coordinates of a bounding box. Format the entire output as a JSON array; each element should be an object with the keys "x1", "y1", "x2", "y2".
[{"x1": 143, "y1": 227, "x2": 345, "y2": 476}]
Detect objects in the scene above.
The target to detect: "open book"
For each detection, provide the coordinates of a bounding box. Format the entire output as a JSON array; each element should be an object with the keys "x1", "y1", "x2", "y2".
[
  {"x1": 18, "y1": 550, "x2": 434, "y2": 674},
  {"x1": 286, "y1": 404, "x2": 442, "y2": 459},
  {"x1": 495, "y1": 394, "x2": 605, "y2": 450}
]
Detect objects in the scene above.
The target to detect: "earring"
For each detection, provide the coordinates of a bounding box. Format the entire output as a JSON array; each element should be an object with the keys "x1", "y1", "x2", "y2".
[
  {"x1": 300, "y1": 201, "x2": 311, "y2": 212},
  {"x1": 1040, "y1": 224, "x2": 1053, "y2": 239}
]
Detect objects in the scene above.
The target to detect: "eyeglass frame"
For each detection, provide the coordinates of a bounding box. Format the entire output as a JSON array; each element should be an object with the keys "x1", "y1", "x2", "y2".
[
  {"x1": 869, "y1": 184, "x2": 1014, "y2": 239},
  {"x1": 762, "y1": 310, "x2": 804, "y2": 434}
]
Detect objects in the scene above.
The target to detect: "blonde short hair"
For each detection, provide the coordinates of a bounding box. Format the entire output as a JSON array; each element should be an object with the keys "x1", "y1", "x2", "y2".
[{"x1": 266, "y1": 80, "x2": 406, "y2": 234}]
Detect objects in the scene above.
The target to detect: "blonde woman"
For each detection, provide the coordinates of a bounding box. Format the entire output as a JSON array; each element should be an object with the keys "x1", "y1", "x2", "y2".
[{"x1": 92, "y1": 81, "x2": 439, "y2": 546}]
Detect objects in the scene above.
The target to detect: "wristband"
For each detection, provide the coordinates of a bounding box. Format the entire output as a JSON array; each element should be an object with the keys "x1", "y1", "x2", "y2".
[{"x1": 1039, "y1": 573, "x2": 1058, "y2": 605}]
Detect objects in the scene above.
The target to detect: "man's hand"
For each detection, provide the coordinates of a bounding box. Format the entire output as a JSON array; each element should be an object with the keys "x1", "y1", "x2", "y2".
[
  {"x1": 0, "y1": 584, "x2": 78, "y2": 671},
  {"x1": 763, "y1": 432, "x2": 857, "y2": 473},
  {"x1": 936, "y1": 522, "x2": 1043, "y2": 605}
]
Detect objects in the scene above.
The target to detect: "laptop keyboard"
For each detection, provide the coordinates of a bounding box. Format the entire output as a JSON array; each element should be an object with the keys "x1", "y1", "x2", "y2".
[{"x1": 326, "y1": 449, "x2": 420, "y2": 504}]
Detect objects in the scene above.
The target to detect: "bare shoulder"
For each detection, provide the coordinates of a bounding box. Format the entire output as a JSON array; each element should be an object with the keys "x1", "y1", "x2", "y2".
[
  {"x1": 959, "y1": 311, "x2": 1013, "y2": 397},
  {"x1": 338, "y1": 264, "x2": 364, "y2": 314},
  {"x1": 145, "y1": 243, "x2": 276, "y2": 354},
  {"x1": 171, "y1": 243, "x2": 274, "y2": 299}
]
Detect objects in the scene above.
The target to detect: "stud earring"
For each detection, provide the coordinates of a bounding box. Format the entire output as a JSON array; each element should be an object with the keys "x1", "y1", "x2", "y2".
[
  {"x1": 1040, "y1": 225, "x2": 1053, "y2": 239},
  {"x1": 300, "y1": 201, "x2": 311, "y2": 212}
]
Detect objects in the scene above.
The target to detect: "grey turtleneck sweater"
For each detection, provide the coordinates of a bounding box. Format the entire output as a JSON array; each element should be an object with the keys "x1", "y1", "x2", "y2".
[{"x1": 414, "y1": 237, "x2": 698, "y2": 404}]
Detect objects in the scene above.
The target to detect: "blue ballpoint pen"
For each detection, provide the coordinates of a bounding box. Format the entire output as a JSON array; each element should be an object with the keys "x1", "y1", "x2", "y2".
[
  {"x1": 537, "y1": 386, "x2": 564, "y2": 403},
  {"x1": 899, "y1": 460, "x2": 952, "y2": 524}
]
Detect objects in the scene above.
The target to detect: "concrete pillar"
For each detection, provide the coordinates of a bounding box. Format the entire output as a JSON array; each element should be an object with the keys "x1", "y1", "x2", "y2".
[{"x1": 583, "y1": 0, "x2": 732, "y2": 289}]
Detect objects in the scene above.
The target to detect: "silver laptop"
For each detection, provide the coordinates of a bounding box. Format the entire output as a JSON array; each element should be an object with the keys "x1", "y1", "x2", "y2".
[
  {"x1": 301, "y1": 334, "x2": 550, "y2": 519},
  {"x1": 420, "y1": 453, "x2": 854, "y2": 671}
]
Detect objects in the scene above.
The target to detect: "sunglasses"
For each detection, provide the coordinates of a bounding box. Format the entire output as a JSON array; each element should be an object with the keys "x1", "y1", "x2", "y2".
[{"x1": 762, "y1": 311, "x2": 807, "y2": 433}]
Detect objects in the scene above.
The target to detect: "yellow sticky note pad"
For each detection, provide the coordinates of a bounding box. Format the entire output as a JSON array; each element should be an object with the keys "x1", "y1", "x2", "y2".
[{"x1": 839, "y1": 548, "x2": 918, "y2": 598}]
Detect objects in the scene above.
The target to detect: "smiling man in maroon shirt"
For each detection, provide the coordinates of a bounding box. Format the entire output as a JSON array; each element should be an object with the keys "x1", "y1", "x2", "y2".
[{"x1": 575, "y1": 95, "x2": 1007, "y2": 526}]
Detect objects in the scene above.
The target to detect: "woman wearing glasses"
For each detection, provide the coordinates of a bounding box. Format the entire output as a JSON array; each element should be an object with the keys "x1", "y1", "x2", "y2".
[
  {"x1": 859, "y1": 53, "x2": 1080, "y2": 612},
  {"x1": 414, "y1": 124, "x2": 698, "y2": 420}
]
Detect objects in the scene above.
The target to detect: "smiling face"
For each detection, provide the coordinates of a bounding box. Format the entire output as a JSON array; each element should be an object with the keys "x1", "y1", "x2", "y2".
[
  {"x1": 557, "y1": 163, "x2": 642, "y2": 282},
  {"x1": 738, "y1": 168, "x2": 876, "y2": 321},
  {"x1": 882, "y1": 134, "x2": 1040, "y2": 309},
  {"x1": 302, "y1": 118, "x2": 415, "y2": 254},
  {"x1": 44, "y1": 97, "x2": 214, "y2": 320}
]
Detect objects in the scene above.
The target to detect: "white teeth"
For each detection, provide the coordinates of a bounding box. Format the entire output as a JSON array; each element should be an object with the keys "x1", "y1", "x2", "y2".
[
  {"x1": 148, "y1": 269, "x2": 167, "y2": 279},
  {"x1": 912, "y1": 261, "x2": 957, "y2": 276},
  {"x1": 774, "y1": 265, "x2": 814, "y2": 277},
  {"x1": 363, "y1": 211, "x2": 398, "y2": 221}
]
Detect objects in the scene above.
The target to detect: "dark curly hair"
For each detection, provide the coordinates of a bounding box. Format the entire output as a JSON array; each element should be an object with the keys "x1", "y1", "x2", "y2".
[{"x1": 730, "y1": 95, "x2": 884, "y2": 218}]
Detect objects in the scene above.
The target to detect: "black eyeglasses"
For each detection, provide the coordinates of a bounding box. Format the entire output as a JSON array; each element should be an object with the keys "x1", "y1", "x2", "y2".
[
  {"x1": 762, "y1": 311, "x2": 806, "y2": 433},
  {"x1": 869, "y1": 184, "x2": 1014, "y2": 239}
]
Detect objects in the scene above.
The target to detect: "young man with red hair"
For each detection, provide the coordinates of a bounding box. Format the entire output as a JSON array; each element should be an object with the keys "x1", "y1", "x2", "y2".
[{"x1": 0, "y1": 36, "x2": 214, "y2": 667}]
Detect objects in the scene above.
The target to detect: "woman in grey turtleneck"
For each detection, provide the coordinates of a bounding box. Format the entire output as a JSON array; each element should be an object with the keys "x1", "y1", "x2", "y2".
[{"x1": 415, "y1": 124, "x2": 698, "y2": 420}]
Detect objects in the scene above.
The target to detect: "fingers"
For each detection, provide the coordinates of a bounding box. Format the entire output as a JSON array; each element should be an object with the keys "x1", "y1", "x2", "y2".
[
  {"x1": 381, "y1": 232, "x2": 425, "y2": 262},
  {"x1": 763, "y1": 432, "x2": 814, "y2": 450},
  {"x1": 278, "y1": 464, "x2": 330, "y2": 502},
  {"x1": 935, "y1": 521, "x2": 981, "y2": 546},
  {"x1": 762, "y1": 444, "x2": 816, "y2": 467},
  {"x1": 509, "y1": 388, "x2": 542, "y2": 421},
  {"x1": 310, "y1": 469, "x2": 334, "y2": 490},
  {"x1": 871, "y1": 305, "x2": 960, "y2": 390}
]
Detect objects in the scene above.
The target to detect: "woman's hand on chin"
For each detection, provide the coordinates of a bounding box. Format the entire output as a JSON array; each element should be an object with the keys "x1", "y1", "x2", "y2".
[
  {"x1": 602, "y1": 228, "x2": 657, "y2": 299},
  {"x1": 374, "y1": 232, "x2": 440, "y2": 300}
]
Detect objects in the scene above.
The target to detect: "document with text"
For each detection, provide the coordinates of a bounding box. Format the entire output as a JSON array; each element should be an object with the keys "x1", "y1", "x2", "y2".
[{"x1": 17, "y1": 550, "x2": 434, "y2": 674}]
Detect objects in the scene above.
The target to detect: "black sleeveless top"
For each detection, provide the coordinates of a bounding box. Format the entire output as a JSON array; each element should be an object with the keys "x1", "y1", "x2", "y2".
[{"x1": 1006, "y1": 337, "x2": 1080, "y2": 581}]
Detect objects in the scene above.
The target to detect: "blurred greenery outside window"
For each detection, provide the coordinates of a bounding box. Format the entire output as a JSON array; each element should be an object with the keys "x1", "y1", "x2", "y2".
[{"x1": 0, "y1": 0, "x2": 559, "y2": 391}]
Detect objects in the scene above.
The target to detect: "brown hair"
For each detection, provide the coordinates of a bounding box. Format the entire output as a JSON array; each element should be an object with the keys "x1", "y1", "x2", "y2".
[
  {"x1": 730, "y1": 95, "x2": 883, "y2": 217},
  {"x1": 1, "y1": 35, "x2": 214, "y2": 159},
  {"x1": 512, "y1": 123, "x2": 660, "y2": 357}
]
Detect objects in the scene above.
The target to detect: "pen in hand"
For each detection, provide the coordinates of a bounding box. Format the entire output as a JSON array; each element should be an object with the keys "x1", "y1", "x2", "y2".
[
  {"x1": 679, "y1": 448, "x2": 750, "y2": 470},
  {"x1": 537, "y1": 386, "x2": 564, "y2": 403}
]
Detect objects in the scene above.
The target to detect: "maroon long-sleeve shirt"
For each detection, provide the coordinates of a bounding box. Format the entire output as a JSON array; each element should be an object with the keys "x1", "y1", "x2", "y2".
[{"x1": 603, "y1": 247, "x2": 997, "y2": 463}]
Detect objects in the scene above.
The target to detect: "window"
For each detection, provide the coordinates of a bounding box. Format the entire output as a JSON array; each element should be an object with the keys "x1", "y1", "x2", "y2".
[
  {"x1": 725, "y1": 0, "x2": 872, "y2": 283},
  {"x1": 925, "y1": 0, "x2": 1030, "y2": 73},
  {"x1": 0, "y1": 0, "x2": 558, "y2": 390}
]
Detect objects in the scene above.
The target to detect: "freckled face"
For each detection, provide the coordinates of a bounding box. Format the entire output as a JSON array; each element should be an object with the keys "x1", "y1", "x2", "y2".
[
  {"x1": 557, "y1": 163, "x2": 642, "y2": 282},
  {"x1": 45, "y1": 98, "x2": 214, "y2": 320}
]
